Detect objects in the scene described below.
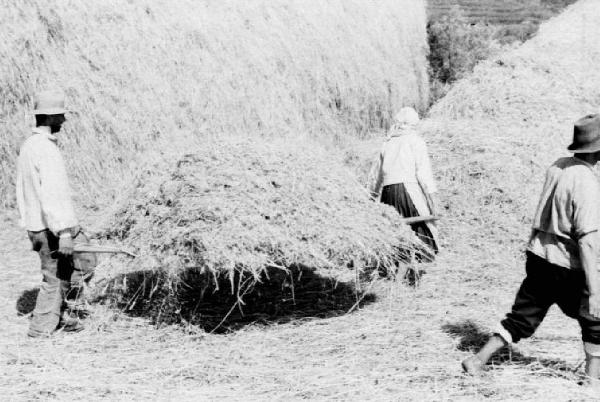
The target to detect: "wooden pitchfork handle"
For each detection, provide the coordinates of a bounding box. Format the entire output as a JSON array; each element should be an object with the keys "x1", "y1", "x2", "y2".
[
  {"x1": 72, "y1": 244, "x2": 138, "y2": 258},
  {"x1": 399, "y1": 215, "x2": 440, "y2": 225}
]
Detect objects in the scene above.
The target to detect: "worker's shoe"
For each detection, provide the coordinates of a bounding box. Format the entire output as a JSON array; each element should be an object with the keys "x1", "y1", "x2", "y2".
[
  {"x1": 67, "y1": 301, "x2": 92, "y2": 319},
  {"x1": 57, "y1": 314, "x2": 84, "y2": 334},
  {"x1": 462, "y1": 355, "x2": 486, "y2": 376},
  {"x1": 27, "y1": 328, "x2": 52, "y2": 338}
]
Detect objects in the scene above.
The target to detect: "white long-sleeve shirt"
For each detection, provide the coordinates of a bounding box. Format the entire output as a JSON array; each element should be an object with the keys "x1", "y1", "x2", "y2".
[
  {"x1": 16, "y1": 128, "x2": 78, "y2": 235},
  {"x1": 371, "y1": 128, "x2": 437, "y2": 196}
]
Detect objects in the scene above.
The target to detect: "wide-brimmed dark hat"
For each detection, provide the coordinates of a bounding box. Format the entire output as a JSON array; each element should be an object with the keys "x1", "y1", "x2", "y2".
[{"x1": 567, "y1": 114, "x2": 600, "y2": 153}]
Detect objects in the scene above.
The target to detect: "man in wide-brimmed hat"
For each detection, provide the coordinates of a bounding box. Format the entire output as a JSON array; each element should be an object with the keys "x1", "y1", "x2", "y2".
[
  {"x1": 16, "y1": 89, "x2": 86, "y2": 337},
  {"x1": 462, "y1": 114, "x2": 600, "y2": 385}
]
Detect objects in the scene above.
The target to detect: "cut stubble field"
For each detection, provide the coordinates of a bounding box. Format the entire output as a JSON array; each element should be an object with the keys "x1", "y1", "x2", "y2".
[{"x1": 1, "y1": 196, "x2": 597, "y2": 400}]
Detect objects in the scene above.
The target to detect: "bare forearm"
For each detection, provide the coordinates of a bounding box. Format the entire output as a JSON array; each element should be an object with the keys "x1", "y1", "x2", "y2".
[
  {"x1": 426, "y1": 192, "x2": 436, "y2": 215},
  {"x1": 579, "y1": 233, "x2": 600, "y2": 295},
  {"x1": 369, "y1": 157, "x2": 383, "y2": 200}
]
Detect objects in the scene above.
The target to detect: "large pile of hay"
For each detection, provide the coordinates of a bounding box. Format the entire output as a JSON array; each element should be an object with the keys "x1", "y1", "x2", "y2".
[
  {"x1": 99, "y1": 137, "x2": 416, "y2": 326},
  {"x1": 0, "y1": 0, "x2": 429, "y2": 209},
  {"x1": 108, "y1": 138, "x2": 412, "y2": 276}
]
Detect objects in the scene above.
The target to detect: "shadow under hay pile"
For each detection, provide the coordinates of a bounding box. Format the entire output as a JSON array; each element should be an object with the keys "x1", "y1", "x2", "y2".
[
  {"x1": 97, "y1": 265, "x2": 375, "y2": 333},
  {"x1": 98, "y1": 137, "x2": 418, "y2": 330}
]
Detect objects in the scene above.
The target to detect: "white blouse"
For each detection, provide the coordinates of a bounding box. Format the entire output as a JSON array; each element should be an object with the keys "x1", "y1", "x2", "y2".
[{"x1": 371, "y1": 129, "x2": 437, "y2": 196}]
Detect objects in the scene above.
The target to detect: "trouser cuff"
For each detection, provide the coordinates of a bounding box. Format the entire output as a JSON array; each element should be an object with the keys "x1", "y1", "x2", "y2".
[
  {"x1": 27, "y1": 328, "x2": 52, "y2": 338},
  {"x1": 584, "y1": 342, "x2": 600, "y2": 357},
  {"x1": 494, "y1": 325, "x2": 514, "y2": 344}
]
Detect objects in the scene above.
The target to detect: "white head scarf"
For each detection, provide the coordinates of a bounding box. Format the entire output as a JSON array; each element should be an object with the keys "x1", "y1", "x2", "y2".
[
  {"x1": 389, "y1": 107, "x2": 420, "y2": 137},
  {"x1": 394, "y1": 107, "x2": 419, "y2": 127}
]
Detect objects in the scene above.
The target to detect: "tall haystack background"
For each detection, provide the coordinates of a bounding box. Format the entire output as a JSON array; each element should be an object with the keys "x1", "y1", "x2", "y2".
[{"x1": 0, "y1": 0, "x2": 429, "y2": 210}]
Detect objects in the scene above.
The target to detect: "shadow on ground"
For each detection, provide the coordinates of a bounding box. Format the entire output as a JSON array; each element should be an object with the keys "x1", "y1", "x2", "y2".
[
  {"x1": 95, "y1": 265, "x2": 376, "y2": 333},
  {"x1": 443, "y1": 320, "x2": 576, "y2": 376},
  {"x1": 16, "y1": 287, "x2": 39, "y2": 316}
]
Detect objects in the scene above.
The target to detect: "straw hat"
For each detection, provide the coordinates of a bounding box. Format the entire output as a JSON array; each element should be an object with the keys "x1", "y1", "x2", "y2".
[
  {"x1": 33, "y1": 90, "x2": 67, "y2": 115},
  {"x1": 394, "y1": 107, "x2": 420, "y2": 126},
  {"x1": 567, "y1": 114, "x2": 600, "y2": 153}
]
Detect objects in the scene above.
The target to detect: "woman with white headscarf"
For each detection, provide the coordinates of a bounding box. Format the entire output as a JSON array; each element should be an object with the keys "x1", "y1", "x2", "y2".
[{"x1": 370, "y1": 107, "x2": 439, "y2": 255}]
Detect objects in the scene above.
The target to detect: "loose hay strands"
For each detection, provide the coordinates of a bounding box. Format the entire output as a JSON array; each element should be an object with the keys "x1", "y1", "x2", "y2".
[{"x1": 98, "y1": 137, "x2": 421, "y2": 327}]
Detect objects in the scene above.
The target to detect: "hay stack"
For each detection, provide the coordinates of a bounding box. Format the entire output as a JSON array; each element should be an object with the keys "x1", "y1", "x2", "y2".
[
  {"x1": 106, "y1": 137, "x2": 413, "y2": 277},
  {"x1": 0, "y1": 0, "x2": 428, "y2": 210},
  {"x1": 100, "y1": 137, "x2": 416, "y2": 325}
]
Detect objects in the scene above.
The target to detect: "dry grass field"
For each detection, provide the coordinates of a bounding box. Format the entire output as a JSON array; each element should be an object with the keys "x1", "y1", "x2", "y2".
[
  {"x1": 3, "y1": 0, "x2": 600, "y2": 401},
  {"x1": 428, "y1": 0, "x2": 578, "y2": 42},
  {"x1": 428, "y1": 0, "x2": 577, "y2": 23}
]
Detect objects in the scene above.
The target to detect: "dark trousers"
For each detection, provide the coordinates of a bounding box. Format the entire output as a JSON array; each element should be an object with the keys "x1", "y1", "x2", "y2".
[
  {"x1": 381, "y1": 183, "x2": 438, "y2": 254},
  {"x1": 28, "y1": 230, "x2": 89, "y2": 336},
  {"x1": 501, "y1": 251, "x2": 600, "y2": 345}
]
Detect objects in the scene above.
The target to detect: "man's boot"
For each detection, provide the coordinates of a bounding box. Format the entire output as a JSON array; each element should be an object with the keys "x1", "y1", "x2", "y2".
[
  {"x1": 58, "y1": 311, "x2": 84, "y2": 333},
  {"x1": 66, "y1": 284, "x2": 91, "y2": 319},
  {"x1": 462, "y1": 355, "x2": 486, "y2": 375}
]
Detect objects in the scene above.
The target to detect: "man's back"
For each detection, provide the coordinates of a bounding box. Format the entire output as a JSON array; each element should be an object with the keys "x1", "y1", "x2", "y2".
[{"x1": 528, "y1": 156, "x2": 600, "y2": 269}]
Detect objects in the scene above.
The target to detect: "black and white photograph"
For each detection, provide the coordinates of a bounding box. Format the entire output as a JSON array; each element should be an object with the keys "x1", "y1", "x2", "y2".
[{"x1": 2, "y1": 0, "x2": 599, "y2": 400}]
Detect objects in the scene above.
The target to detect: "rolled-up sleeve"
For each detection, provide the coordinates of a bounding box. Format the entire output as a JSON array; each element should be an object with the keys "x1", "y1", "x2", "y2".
[
  {"x1": 35, "y1": 142, "x2": 78, "y2": 234},
  {"x1": 414, "y1": 137, "x2": 437, "y2": 194}
]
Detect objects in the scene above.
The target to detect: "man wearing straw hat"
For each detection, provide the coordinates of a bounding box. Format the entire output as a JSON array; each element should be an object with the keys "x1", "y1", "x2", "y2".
[
  {"x1": 370, "y1": 107, "x2": 439, "y2": 256},
  {"x1": 462, "y1": 114, "x2": 600, "y2": 385},
  {"x1": 16, "y1": 89, "x2": 86, "y2": 337}
]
